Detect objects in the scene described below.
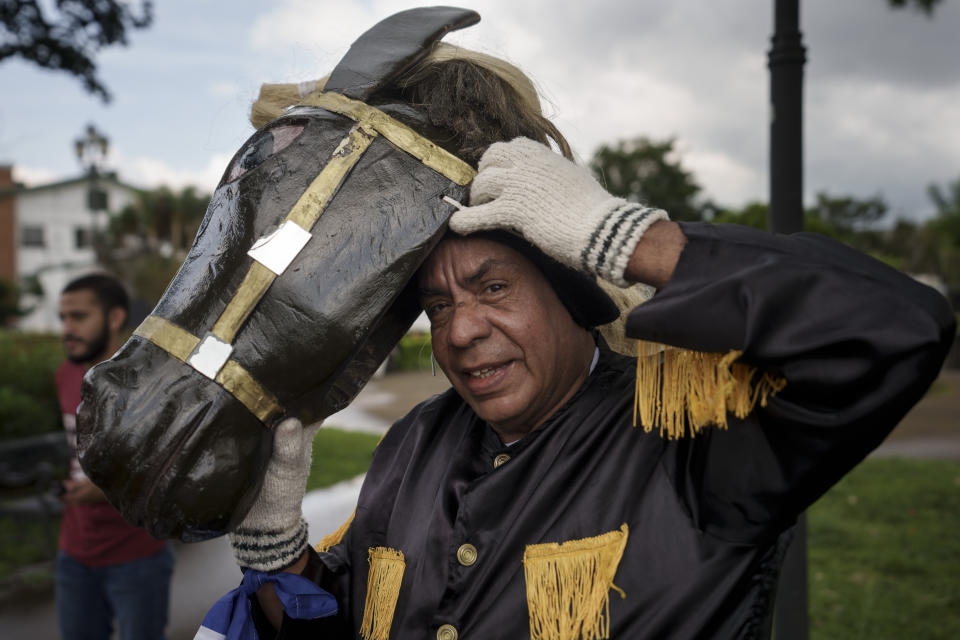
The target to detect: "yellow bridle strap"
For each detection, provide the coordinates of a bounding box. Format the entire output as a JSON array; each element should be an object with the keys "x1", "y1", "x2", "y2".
[
  {"x1": 134, "y1": 316, "x2": 282, "y2": 423},
  {"x1": 215, "y1": 360, "x2": 281, "y2": 423},
  {"x1": 212, "y1": 127, "x2": 376, "y2": 344},
  {"x1": 285, "y1": 126, "x2": 377, "y2": 229},
  {"x1": 299, "y1": 90, "x2": 476, "y2": 186},
  {"x1": 134, "y1": 314, "x2": 199, "y2": 361},
  {"x1": 212, "y1": 262, "x2": 276, "y2": 344}
]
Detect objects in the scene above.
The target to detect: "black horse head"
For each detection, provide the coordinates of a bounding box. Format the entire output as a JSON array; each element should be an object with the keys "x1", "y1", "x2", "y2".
[{"x1": 76, "y1": 7, "x2": 480, "y2": 541}]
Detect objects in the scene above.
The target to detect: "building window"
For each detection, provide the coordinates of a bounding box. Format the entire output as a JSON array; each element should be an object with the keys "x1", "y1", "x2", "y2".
[
  {"x1": 75, "y1": 227, "x2": 93, "y2": 249},
  {"x1": 20, "y1": 225, "x2": 45, "y2": 248}
]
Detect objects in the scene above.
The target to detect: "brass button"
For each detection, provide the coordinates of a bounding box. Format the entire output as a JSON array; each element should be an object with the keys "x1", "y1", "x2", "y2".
[
  {"x1": 437, "y1": 623, "x2": 458, "y2": 640},
  {"x1": 457, "y1": 543, "x2": 478, "y2": 566},
  {"x1": 493, "y1": 453, "x2": 511, "y2": 468}
]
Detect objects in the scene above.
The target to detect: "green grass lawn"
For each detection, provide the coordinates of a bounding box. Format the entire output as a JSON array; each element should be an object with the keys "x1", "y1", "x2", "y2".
[
  {"x1": 808, "y1": 458, "x2": 960, "y2": 639},
  {"x1": 306, "y1": 426, "x2": 381, "y2": 491}
]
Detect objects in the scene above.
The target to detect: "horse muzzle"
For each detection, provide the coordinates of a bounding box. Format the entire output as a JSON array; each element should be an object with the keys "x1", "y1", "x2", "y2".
[{"x1": 76, "y1": 337, "x2": 272, "y2": 541}]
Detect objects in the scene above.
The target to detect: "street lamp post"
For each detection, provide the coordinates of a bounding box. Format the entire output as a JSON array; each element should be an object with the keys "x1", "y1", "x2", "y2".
[
  {"x1": 74, "y1": 124, "x2": 110, "y2": 263},
  {"x1": 768, "y1": 0, "x2": 806, "y2": 234},
  {"x1": 768, "y1": 1, "x2": 809, "y2": 639}
]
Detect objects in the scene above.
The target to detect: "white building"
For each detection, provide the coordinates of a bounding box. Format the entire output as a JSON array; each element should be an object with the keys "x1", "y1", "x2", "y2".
[{"x1": 0, "y1": 166, "x2": 140, "y2": 332}]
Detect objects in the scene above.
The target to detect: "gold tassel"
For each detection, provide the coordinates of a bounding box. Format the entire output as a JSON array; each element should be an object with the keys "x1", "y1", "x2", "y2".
[
  {"x1": 315, "y1": 510, "x2": 355, "y2": 553},
  {"x1": 523, "y1": 524, "x2": 629, "y2": 640},
  {"x1": 633, "y1": 341, "x2": 786, "y2": 438},
  {"x1": 360, "y1": 547, "x2": 406, "y2": 640}
]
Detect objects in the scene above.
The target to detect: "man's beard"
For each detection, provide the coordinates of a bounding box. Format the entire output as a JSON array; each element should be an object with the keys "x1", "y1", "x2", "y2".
[{"x1": 65, "y1": 324, "x2": 110, "y2": 365}]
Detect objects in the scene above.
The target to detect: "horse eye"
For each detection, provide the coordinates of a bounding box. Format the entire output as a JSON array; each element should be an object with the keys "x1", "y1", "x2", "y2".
[{"x1": 222, "y1": 123, "x2": 305, "y2": 184}]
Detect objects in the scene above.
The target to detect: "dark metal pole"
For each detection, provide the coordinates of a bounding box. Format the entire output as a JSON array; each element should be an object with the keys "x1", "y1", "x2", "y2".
[
  {"x1": 768, "y1": 2, "x2": 809, "y2": 639},
  {"x1": 768, "y1": 0, "x2": 806, "y2": 234}
]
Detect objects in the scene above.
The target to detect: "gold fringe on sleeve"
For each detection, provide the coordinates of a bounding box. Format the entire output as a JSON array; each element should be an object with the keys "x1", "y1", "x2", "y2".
[
  {"x1": 360, "y1": 547, "x2": 406, "y2": 640},
  {"x1": 633, "y1": 342, "x2": 786, "y2": 438},
  {"x1": 315, "y1": 510, "x2": 355, "y2": 553},
  {"x1": 523, "y1": 524, "x2": 629, "y2": 640},
  {"x1": 595, "y1": 278, "x2": 786, "y2": 438}
]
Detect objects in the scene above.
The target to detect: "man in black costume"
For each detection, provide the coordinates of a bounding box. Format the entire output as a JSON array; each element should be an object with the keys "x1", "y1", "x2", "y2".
[{"x1": 224, "y1": 137, "x2": 955, "y2": 640}]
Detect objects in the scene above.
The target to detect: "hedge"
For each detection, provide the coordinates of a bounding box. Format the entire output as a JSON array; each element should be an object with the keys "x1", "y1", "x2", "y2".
[
  {"x1": 0, "y1": 332, "x2": 63, "y2": 440},
  {"x1": 389, "y1": 332, "x2": 433, "y2": 372}
]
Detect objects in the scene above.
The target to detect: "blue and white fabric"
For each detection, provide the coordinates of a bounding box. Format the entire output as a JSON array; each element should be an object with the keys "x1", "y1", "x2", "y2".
[{"x1": 194, "y1": 569, "x2": 337, "y2": 640}]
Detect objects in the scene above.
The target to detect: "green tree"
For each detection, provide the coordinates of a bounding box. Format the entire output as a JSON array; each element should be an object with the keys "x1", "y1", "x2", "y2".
[
  {"x1": 710, "y1": 197, "x2": 902, "y2": 268},
  {"x1": 110, "y1": 185, "x2": 208, "y2": 253},
  {"x1": 886, "y1": 0, "x2": 945, "y2": 16},
  {"x1": 809, "y1": 191, "x2": 888, "y2": 231},
  {"x1": 0, "y1": 0, "x2": 152, "y2": 102},
  {"x1": 921, "y1": 176, "x2": 960, "y2": 293},
  {"x1": 0, "y1": 275, "x2": 43, "y2": 327},
  {"x1": 884, "y1": 219, "x2": 938, "y2": 274},
  {"x1": 104, "y1": 185, "x2": 210, "y2": 305},
  {"x1": 927, "y1": 176, "x2": 960, "y2": 244},
  {"x1": 711, "y1": 201, "x2": 769, "y2": 230},
  {"x1": 590, "y1": 137, "x2": 705, "y2": 221},
  {"x1": 711, "y1": 199, "x2": 851, "y2": 239}
]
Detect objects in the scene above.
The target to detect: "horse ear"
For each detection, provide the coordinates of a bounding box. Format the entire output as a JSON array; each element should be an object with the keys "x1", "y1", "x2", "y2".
[{"x1": 325, "y1": 6, "x2": 480, "y2": 101}]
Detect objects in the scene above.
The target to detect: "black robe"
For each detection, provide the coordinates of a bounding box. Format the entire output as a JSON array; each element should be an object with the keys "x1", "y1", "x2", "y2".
[{"x1": 266, "y1": 222, "x2": 955, "y2": 639}]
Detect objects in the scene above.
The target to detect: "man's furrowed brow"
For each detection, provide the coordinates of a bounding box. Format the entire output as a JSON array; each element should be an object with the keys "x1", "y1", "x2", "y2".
[
  {"x1": 418, "y1": 285, "x2": 447, "y2": 299},
  {"x1": 463, "y1": 259, "x2": 510, "y2": 286},
  {"x1": 419, "y1": 258, "x2": 513, "y2": 298}
]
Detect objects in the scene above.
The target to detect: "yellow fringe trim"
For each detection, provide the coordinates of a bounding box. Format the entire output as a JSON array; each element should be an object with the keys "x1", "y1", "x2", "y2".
[
  {"x1": 523, "y1": 524, "x2": 629, "y2": 640},
  {"x1": 633, "y1": 342, "x2": 786, "y2": 438},
  {"x1": 360, "y1": 546, "x2": 406, "y2": 640},
  {"x1": 315, "y1": 510, "x2": 355, "y2": 553}
]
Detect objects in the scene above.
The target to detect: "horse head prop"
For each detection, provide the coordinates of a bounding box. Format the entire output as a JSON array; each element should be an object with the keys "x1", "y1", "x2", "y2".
[{"x1": 76, "y1": 7, "x2": 482, "y2": 541}]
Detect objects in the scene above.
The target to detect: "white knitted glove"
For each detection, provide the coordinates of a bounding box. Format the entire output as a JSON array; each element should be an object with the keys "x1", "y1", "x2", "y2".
[
  {"x1": 229, "y1": 417, "x2": 320, "y2": 572},
  {"x1": 450, "y1": 137, "x2": 669, "y2": 286}
]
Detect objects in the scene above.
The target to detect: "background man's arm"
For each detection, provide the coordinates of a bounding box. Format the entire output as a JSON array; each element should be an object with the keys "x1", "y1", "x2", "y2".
[{"x1": 61, "y1": 477, "x2": 108, "y2": 503}]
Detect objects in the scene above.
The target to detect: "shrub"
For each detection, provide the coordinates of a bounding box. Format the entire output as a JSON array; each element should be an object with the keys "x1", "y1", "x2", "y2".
[
  {"x1": 0, "y1": 332, "x2": 63, "y2": 440},
  {"x1": 389, "y1": 332, "x2": 433, "y2": 372}
]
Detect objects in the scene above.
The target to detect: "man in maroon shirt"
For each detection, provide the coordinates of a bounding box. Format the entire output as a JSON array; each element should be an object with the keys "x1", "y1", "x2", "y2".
[{"x1": 56, "y1": 274, "x2": 173, "y2": 640}]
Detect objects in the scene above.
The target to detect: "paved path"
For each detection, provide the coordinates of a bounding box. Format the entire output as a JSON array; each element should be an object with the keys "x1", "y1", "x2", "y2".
[
  {"x1": 1, "y1": 367, "x2": 955, "y2": 639},
  {"x1": 872, "y1": 368, "x2": 960, "y2": 459}
]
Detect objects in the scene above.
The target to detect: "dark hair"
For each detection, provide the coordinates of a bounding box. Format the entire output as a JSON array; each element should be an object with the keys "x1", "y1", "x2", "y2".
[
  {"x1": 63, "y1": 274, "x2": 129, "y2": 321},
  {"x1": 393, "y1": 56, "x2": 572, "y2": 168},
  {"x1": 250, "y1": 45, "x2": 571, "y2": 169}
]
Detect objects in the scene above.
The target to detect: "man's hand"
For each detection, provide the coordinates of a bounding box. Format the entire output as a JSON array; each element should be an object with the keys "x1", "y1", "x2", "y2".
[
  {"x1": 229, "y1": 417, "x2": 321, "y2": 573},
  {"x1": 61, "y1": 478, "x2": 107, "y2": 504},
  {"x1": 450, "y1": 137, "x2": 670, "y2": 287}
]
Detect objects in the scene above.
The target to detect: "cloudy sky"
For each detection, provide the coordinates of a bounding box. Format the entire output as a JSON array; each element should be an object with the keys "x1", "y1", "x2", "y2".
[{"x1": 2, "y1": 0, "x2": 958, "y2": 223}]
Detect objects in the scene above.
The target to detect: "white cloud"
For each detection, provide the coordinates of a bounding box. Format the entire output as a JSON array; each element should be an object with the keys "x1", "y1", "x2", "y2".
[
  {"x1": 110, "y1": 149, "x2": 233, "y2": 194},
  {"x1": 806, "y1": 77, "x2": 960, "y2": 218},
  {"x1": 684, "y1": 147, "x2": 763, "y2": 208},
  {"x1": 11, "y1": 165, "x2": 60, "y2": 187},
  {"x1": 209, "y1": 81, "x2": 241, "y2": 98},
  {"x1": 551, "y1": 62, "x2": 703, "y2": 159},
  {"x1": 249, "y1": 0, "x2": 381, "y2": 64}
]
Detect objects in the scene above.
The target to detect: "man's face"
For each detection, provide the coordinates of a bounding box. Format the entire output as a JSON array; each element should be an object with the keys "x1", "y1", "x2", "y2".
[
  {"x1": 419, "y1": 236, "x2": 595, "y2": 441},
  {"x1": 59, "y1": 290, "x2": 110, "y2": 365}
]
